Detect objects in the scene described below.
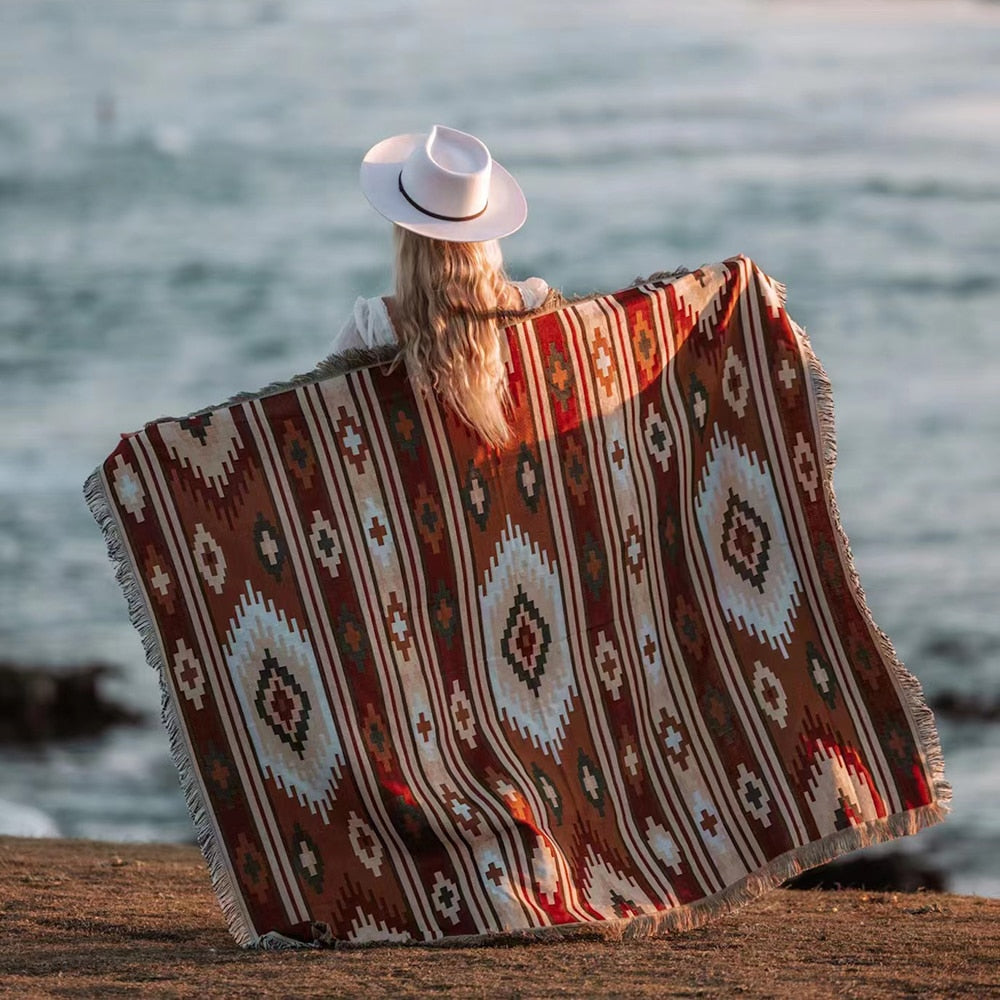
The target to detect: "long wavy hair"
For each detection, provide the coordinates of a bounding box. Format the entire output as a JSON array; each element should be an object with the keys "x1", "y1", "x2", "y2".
[{"x1": 392, "y1": 226, "x2": 525, "y2": 449}]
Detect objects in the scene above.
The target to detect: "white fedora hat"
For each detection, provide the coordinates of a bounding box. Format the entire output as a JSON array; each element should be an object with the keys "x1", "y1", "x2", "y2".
[{"x1": 360, "y1": 125, "x2": 527, "y2": 242}]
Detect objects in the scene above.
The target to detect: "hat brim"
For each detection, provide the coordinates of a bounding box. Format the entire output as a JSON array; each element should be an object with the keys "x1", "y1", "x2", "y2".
[{"x1": 360, "y1": 133, "x2": 528, "y2": 243}]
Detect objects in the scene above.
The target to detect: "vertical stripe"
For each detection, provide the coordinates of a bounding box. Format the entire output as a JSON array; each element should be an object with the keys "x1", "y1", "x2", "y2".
[
  {"x1": 352, "y1": 372, "x2": 547, "y2": 931},
  {"x1": 519, "y1": 313, "x2": 683, "y2": 905},
  {"x1": 130, "y1": 431, "x2": 306, "y2": 921},
  {"x1": 596, "y1": 290, "x2": 766, "y2": 876},
  {"x1": 555, "y1": 299, "x2": 722, "y2": 892},
  {"x1": 245, "y1": 395, "x2": 440, "y2": 938},
  {"x1": 100, "y1": 463, "x2": 257, "y2": 935},
  {"x1": 739, "y1": 265, "x2": 899, "y2": 811},
  {"x1": 642, "y1": 276, "x2": 811, "y2": 845},
  {"x1": 413, "y1": 357, "x2": 596, "y2": 925}
]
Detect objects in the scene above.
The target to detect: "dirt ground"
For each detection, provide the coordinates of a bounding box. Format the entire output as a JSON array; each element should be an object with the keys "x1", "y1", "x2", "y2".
[{"x1": 1, "y1": 837, "x2": 998, "y2": 999}]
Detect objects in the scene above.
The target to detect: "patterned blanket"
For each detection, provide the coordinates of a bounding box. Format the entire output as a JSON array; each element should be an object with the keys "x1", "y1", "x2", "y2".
[{"x1": 86, "y1": 257, "x2": 948, "y2": 948}]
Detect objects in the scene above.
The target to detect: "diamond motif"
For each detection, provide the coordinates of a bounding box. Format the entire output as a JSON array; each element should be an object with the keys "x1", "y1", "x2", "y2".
[
  {"x1": 281, "y1": 419, "x2": 316, "y2": 490},
  {"x1": 191, "y1": 523, "x2": 226, "y2": 595},
  {"x1": 719, "y1": 489, "x2": 771, "y2": 592},
  {"x1": 643, "y1": 403, "x2": 672, "y2": 473},
  {"x1": 500, "y1": 586, "x2": 551, "y2": 696},
  {"x1": 516, "y1": 444, "x2": 544, "y2": 513},
  {"x1": 334, "y1": 405, "x2": 368, "y2": 474},
  {"x1": 793, "y1": 432, "x2": 820, "y2": 503},
  {"x1": 462, "y1": 460, "x2": 491, "y2": 530},
  {"x1": 348, "y1": 812, "x2": 384, "y2": 876},
  {"x1": 752, "y1": 660, "x2": 788, "y2": 728},
  {"x1": 722, "y1": 347, "x2": 749, "y2": 418},
  {"x1": 173, "y1": 638, "x2": 206, "y2": 710},
  {"x1": 414, "y1": 482, "x2": 445, "y2": 554},
  {"x1": 112, "y1": 454, "x2": 146, "y2": 522},
  {"x1": 225, "y1": 585, "x2": 344, "y2": 820},
  {"x1": 253, "y1": 652, "x2": 311, "y2": 758},
  {"x1": 735, "y1": 763, "x2": 772, "y2": 827},
  {"x1": 309, "y1": 512, "x2": 342, "y2": 577},
  {"x1": 479, "y1": 516, "x2": 576, "y2": 760},
  {"x1": 430, "y1": 871, "x2": 462, "y2": 925},
  {"x1": 291, "y1": 824, "x2": 325, "y2": 892},
  {"x1": 694, "y1": 426, "x2": 801, "y2": 654},
  {"x1": 253, "y1": 513, "x2": 286, "y2": 580}
]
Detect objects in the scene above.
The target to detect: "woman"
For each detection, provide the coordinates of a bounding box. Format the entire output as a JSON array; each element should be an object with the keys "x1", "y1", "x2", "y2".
[{"x1": 329, "y1": 125, "x2": 551, "y2": 448}]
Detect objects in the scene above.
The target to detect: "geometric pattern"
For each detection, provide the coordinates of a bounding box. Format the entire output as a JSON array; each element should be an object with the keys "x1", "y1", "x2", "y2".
[
  {"x1": 160, "y1": 408, "x2": 244, "y2": 498},
  {"x1": 88, "y1": 256, "x2": 948, "y2": 948},
  {"x1": 223, "y1": 585, "x2": 345, "y2": 823},
  {"x1": 695, "y1": 427, "x2": 802, "y2": 656},
  {"x1": 479, "y1": 516, "x2": 576, "y2": 762}
]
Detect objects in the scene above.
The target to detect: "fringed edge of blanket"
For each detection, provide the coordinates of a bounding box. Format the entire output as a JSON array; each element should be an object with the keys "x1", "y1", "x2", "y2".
[
  {"x1": 786, "y1": 300, "x2": 951, "y2": 820},
  {"x1": 82, "y1": 468, "x2": 259, "y2": 948},
  {"x1": 254, "y1": 803, "x2": 949, "y2": 950}
]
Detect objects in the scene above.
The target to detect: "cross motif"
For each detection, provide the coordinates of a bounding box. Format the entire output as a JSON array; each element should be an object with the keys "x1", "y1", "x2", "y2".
[
  {"x1": 259, "y1": 530, "x2": 280, "y2": 565},
  {"x1": 288, "y1": 438, "x2": 308, "y2": 469},
  {"x1": 451, "y1": 798, "x2": 473, "y2": 823},
  {"x1": 209, "y1": 756, "x2": 230, "y2": 789},
  {"x1": 760, "y1": 678, "x2": 781, "y2": 710},
  {"x1": 648, "y1": 422, "x2": 666, "y2": 452},
  {"x1": 298, "y1": 842, "x2": 319, "y2": 877},
  {"x1": 395, "y1": 409, "x2": 415, "y2": 440},
  {"x1": 550, "y1": 355, "x2": 571, "y2": 393},
  {"x1": 662, "y1": 725, "x2": 683, "y2": 755},
  {"x1": 595, "y1": 345, "x2": 612, "y2": 381},
  {"x1": 627, "y1": 532, "x2": 643, "y2": 567},
  {"x1": 177, "y1": 656, "x2": 200, "y2": 691},
  {"x1": 811, "y1": 658, "x2": 830, "y2": 693},
  {"x1": 435, "y1": 599, "x2": 454, "y2": 632},
  {"x1": 700, "y1": 809, "x2": 719, "y2": 838},
  {"x1": 200, "y1": 541, "x2": 219, "y2": 575},
  {"x1": 520, "y1": 460, "x2": 537, "y2": 496},
  {"x1": 485, "y1": 863, "x2": 504, "y2": 887},
  {"x1": 540, "y1": 778, "x2": 559, "y2": 812},
  {"x1": 693, "y1": 391, "x2": 707, "y2": 426},
  {"x1": 586, "y1": 548, "x2": 603, "y2": 582},
  {"x1": 316, "y1": 529, "x2": 337, "y2": 558},
  {"x1": 416, "y1": 713, "x2": 432, "y2": 742},
  {"x1": 582, "y1": 767, "x2": 600, "y2": 799},
  {"x1": 390, "y1": 609, "x2": 408, "y2": 645},
  {"x1": 610, "y1": 439, "x2": 626, "y2": 469},
  {"x1": 778, "y1": 359, "x2": 797, "y2": 390},
  {"x1": 496, "y1": 779, "x2": 517, "y2": 801},
  {"x1": 150, "y1": 563, "x2": 170, "y2": 596},
  {"x1": 368, "y1": 516, "x2": 388, "y2": 546},
  {"x1": 341, "y1": 423, "x2": 363, "y2": 456},
  {"x1": 743, "y1": 779, "x2": 764, "y2": 811},
  {"x1": 469, "y1": 476, "x2": 486, "y2": 514},
  {"x1": 623, "y1": 745, "x2": 639, "y2": 776},
  {"x1": 642, "y1": 634, "x2": 657, "y2": 663}
]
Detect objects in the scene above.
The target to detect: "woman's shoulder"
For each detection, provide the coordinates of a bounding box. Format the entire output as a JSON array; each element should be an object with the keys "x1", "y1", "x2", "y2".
[
  {"x1": 512, "y1": 277, "x2": 549, "y2": 311},
  {"x1": 329, "y1": 295, "x2": 397, "y2": 355}
]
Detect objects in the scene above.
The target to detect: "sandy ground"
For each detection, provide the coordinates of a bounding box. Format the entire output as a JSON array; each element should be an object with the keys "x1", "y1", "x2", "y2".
[{"x1": 1, "y1": 837, "x2": 998, "y2": 999}]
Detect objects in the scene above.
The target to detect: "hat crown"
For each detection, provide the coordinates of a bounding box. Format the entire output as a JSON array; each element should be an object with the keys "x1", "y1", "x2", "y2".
[{"x1": 399, "y1": 125, "x2": 492, "y2": 221}]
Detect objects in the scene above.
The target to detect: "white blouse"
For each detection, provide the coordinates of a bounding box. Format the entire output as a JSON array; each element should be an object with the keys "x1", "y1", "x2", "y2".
[{"x1": 328, "y1": 277, "x2": 550, "y2": 355}]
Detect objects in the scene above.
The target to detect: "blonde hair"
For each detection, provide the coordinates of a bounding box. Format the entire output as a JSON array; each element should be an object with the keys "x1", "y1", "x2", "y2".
[{"x1": 392, "y1": 226, "x2": 523, "y2": 449}]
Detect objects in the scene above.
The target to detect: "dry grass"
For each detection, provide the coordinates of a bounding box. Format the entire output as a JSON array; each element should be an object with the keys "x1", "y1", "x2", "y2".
[{"x1": 1, "y1": 837, "x2": 997, "y2": 999}]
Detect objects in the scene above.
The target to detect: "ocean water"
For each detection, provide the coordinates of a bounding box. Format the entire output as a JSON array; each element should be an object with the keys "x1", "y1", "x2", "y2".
[{"x1": 1, "y1": 0, "x2": 998, "y2": 894}]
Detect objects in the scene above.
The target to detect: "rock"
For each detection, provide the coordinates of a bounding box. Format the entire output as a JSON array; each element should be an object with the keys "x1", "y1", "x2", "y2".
[
  {"x1": 930, "y1": 690, "x2": 1000, "y2": 722},
  {"x1": 785, "y1": 850, "x2": 947, "y2": 893},
  {"x1": 0, "y1": 661, "x2": 142, "y2": 743}
]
